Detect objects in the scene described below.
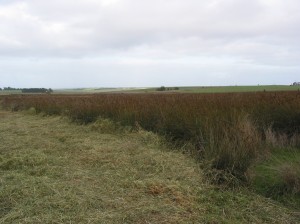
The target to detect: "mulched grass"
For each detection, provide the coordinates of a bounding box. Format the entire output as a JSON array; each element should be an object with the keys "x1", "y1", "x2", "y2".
[{"x1": 0, "y1": 111, "x2": 299, "y2": 223}]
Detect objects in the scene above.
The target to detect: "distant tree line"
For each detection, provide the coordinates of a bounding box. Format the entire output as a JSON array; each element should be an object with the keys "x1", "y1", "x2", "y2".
[
  {"x1": 0, "y1": 87, "x2": 22, "y2": 91},
  {"x1": 156, "y1": 86, "x2": 180, "y2": 91},
  {"x1": 0, "y1": 87, "x2": 53, "y2": 93},
  {"x1": 22, "y1": 88, "x2": 53, "y2": 93}
]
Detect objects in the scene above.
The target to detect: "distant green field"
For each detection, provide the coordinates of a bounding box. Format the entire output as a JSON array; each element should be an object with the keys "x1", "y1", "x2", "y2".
[
  {"x1": 177, "y1": 85, "x2": 300, "y2": 93},
  {"x1": 53, "y1": 88, "x2": 146, "y2": 94},
  {"x1": 0, "y1": 90, "x2": 22, "y2": 95},
  {"x1": 1, "y1": 85, "x2": 299, "y2": 95},
  {"x1": 136, "y1": 85, "x2": 300, "y2": 93}
]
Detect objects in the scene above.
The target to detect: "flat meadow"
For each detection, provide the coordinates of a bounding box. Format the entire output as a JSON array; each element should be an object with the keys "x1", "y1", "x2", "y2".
[{"x1": 1, "y1": 90, "x2": 300, "y2": 222}]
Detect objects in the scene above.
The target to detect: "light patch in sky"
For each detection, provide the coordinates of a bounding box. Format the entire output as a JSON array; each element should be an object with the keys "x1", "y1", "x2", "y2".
[{"x1": 100, "y1": 0, "x2": 119, "y2": 6}]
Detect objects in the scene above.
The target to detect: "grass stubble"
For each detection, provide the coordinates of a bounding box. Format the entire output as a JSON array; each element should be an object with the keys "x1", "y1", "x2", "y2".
[{"x1": 0, "y1": 110, "x2": 299, "y2": 223}]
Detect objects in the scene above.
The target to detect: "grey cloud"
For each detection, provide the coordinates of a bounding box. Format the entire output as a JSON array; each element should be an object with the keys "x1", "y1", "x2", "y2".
[
  {"x1": 1, "y1": 1, "x2": 299, "y2": 52},
  {"x1": 0, "y1": 0, "x2": 299, "y2": 87}
]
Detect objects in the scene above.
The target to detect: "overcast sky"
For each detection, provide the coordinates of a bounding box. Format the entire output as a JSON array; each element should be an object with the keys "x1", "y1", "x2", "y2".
[{"x1": 0, "y1": 0, "x2": 299, "y2": 88}]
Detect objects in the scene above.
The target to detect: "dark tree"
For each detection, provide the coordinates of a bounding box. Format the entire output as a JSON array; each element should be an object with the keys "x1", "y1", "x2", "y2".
[
  {"x1": 22, "y1": 88, "x2": 48, "y2": 93},
  {"x1": 156, "y1": 86, "x2": 166, "y2": 91}
]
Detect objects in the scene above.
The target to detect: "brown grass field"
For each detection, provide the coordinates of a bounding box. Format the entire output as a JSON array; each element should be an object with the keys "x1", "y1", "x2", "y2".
[{"x1": 1, "y1": 91, "x2": 300, "y2": 222}]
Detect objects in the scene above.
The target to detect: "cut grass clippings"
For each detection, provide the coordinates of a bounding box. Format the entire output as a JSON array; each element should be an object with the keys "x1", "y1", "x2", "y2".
[{"x1": 0, "y1": 111, "x2": 299, "y2": 223}]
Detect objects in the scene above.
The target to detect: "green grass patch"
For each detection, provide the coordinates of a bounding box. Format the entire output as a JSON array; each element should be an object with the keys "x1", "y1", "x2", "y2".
[{"x1": 251, "y1": 148, "x2": 300, "y2": 209}]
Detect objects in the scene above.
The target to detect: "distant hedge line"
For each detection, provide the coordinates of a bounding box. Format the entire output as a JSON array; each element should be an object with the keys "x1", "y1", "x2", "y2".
[{"x1": 0, "y1": 87, "x2": 52, "y2": 93}]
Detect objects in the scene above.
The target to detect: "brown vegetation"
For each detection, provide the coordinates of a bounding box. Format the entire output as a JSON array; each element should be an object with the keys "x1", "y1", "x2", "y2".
[{"x1": 2, "y1": 91, "x2": 300, "y2": 179}]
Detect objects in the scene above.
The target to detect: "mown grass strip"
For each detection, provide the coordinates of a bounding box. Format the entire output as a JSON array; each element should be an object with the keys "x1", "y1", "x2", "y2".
[{"x1": 0, "y1": 111, "x2": 299, "y2": 223}]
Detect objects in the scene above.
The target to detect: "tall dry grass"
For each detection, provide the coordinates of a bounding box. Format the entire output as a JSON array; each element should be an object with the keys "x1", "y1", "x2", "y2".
[
  {"x1": 265, "y1": 127, "x2": 300, "y2": 148},
  {"x1": 204, "y1": 114, "x2": 262, "y2": 179},
  {"x1": 2, "y1": 91, "x2": 300, "y2": 179}
]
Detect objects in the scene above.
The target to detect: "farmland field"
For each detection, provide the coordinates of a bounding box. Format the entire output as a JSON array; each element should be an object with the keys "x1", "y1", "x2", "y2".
[
  {"x1": 1, "y1": 85, "x2": 299, "y2": 95},
  {"x1": 54, "y1": 85, "x2": 300, "y2": 94},
  {"x1": 1, "y1": 91, "x2": 300, "y2": 223},
  {"x1": 174, "y1": 85, "x2": 300, "y2": 93}
]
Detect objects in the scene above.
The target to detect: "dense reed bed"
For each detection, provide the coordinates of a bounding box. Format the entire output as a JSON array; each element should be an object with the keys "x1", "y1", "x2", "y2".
[{"x1": 2, "y1": 91, "x2": 300, "y2": 179}]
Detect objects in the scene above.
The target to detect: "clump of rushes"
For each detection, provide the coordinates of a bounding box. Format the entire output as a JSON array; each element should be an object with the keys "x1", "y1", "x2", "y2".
[
  {"x1": 203, "y1": 114, "x2": 263, "y2": 180},
  {"x1": 2, "y1": 91, "x2": 300, "y2": 180}
]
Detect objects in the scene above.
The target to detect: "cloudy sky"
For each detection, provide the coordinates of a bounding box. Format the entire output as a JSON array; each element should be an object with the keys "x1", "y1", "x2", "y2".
[{"x1": 0, "y1": 0, "x2": 299, "y2": 88}]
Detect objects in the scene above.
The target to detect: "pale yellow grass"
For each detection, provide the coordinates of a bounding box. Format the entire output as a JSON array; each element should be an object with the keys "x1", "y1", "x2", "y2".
[{"x1": 0, "y1": 111, "x2": 299, "y2": 223}]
